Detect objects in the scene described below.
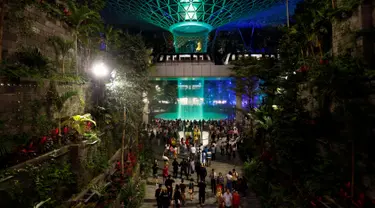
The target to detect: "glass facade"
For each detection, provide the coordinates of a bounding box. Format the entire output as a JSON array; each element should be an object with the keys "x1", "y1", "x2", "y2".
[{"x1": 152, "y1": 77, "x2": 261, "y2": 120}]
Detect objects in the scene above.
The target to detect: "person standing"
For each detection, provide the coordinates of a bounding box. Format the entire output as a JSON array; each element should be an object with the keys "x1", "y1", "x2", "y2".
[
  {"x1": 200, "y1": 165, "x2": 207, "y2": 182},
  {"x1": 162, "y1": 165, "x2": 169, "y2": 184},
  {"x1": 207, "y1": 148, "x2": 212, "y2": 167},
  {"x1": 157, "y1": 132, "x2": 161, "y2": 146},
  {"x1": 232, "y1": 143, "x2": 237, "y2": 159},
  {"x1": 226, "y1": 171, "x2": 233, "y2": 191},
  {"x1": 217, "y1": 172, "x2": 225, "y2": 188},
  {"x1": 227, "y1": 144, "x2": 231, "y2": 160},
  {"x1": 202, "y1": 151, "x2": 207, "y2": 166},
  {"x1": 173, "y1": 185, "x2": 182, "y2": 208},
  {"x1": 220, "y1": 141, "x2": 225, "y2": 156},
  {"x1": 165, "y1": 175, "x2": 175, "y2": 199},
  {"x1": 210, "y1": 168, "x2": 217, "y2": 195},
  {"x1": 190, "y1": 157, "x2": 195, "y2": 174},
  {"x1": 160, "y1": 187, "x2": 171, "y2": 208},
  {"x1": 223, "y1": 188, "x2": 233, "y2": 208},
  {"x1": 172, "y1": 159, "x2": 179, "y2": 178},
  {"x1": 180, "y1": 159, "x2": 188, "y2": 179},
  {"x1": 232, "y1": 190, "x2": 241, "y2": 208},
  {"x1": 155, "y1": 184, "x2": 163, "y2": 208},
  {"x1": 195, "y1": 160, "x2": 201, "y2": 183},
  {"x1": 198, "y1": 180, "x2": 207, "y2": 206},
  {"x1": 211, "y1": 142, "x2": 216, "y2": 161},
  {"x1": 190, "y1": 144, "x2": 196, "y2": 159},
  {"x1": 180, "y1": 179, "x2": 187, "y2": 206},
  {"x1": 232, "y1": 169, "x2": 239, "y2": 191},
  {"x1": 153, "y1": 160, "x2": 159, "y2": 184}
]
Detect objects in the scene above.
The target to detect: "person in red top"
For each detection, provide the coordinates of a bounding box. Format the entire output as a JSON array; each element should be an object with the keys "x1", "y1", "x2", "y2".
[
  {"x1": 163, "y1": 165, "x2": 169, "y2": 184},
  {"x1": 232, "y1": 190, "x2": 241, "y2": 208}
]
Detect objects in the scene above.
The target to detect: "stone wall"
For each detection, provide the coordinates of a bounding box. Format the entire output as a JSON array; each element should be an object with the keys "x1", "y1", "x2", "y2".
[
  {"x1": 0, "y1": 77, "x2": 92, "y2": 135},
  {"x1": 332, "y1": 0, "x2": 374, "y2": 65},
  {"x1": 332, "y1": 5, "x2": 362, "y2": 56},
  {"x1": 3, "y1": 5, "x2": 73, "y2": 59}
]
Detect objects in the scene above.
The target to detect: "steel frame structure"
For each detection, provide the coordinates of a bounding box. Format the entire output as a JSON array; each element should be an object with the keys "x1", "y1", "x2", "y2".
[{"x1": 107, "y1": 0, "x2": 300, "y2": 53}]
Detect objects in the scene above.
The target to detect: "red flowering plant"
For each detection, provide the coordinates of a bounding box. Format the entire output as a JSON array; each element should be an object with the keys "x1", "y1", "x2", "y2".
[
  {"x1": 309, "y1": 196, "x2": 323, "y2": 207},
  {"x1": 122, "y1": 152, "x2": 137, "y2": 177},
  {"x1": 296, "y1": 65, "x2": 310, "y2": 73},
  {"x1": 337, "y1": 182, "x2": 369, "y2": 207},
  {"x1": 63, "y1": 8, "x2": 72, "y2": 16},
  {"x1": 137, "y1": 143, "x2": 143, "y2": 152}
]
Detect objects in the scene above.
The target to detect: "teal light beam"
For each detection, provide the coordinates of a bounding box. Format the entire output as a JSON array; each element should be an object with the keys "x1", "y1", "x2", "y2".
[{"x1": 177, "y1": 78, "x2": 204, "y2": 120}]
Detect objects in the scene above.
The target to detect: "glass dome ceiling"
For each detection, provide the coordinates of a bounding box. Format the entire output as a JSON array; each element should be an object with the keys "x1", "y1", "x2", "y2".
[{"x1": 106, "y1": 0, "x2": 301, "y2": 52}]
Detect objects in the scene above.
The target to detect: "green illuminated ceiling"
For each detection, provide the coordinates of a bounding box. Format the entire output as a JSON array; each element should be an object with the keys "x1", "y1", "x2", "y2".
[
  {"x1": 107, "y1": 0, "x2": 287, "y2": 53},
  {"x1": 107, "y1": 0, "x2": 285, "y2": 31}
]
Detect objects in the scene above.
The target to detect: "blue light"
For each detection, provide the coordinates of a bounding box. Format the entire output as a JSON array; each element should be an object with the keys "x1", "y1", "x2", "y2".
[{"x1": 218, "y1": 1, "x2": 301, "y2": 30}]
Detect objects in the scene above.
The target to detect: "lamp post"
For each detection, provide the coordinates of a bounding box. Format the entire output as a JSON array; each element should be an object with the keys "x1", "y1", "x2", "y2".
[
  {"x1": 92, "y1": 62, "x2": 109, "y2": 78},
  {"x1": 92, "y1": 62, "x2": 110, "y2": 106}
]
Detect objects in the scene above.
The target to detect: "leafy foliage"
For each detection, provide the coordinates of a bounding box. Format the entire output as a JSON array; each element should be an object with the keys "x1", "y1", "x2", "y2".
[
  {"x1": 234, "y1": 0, "x2": 373, "y2": 206},
  {"x1": 61, "y1": 114, "x2": 96, "y2": 135},
  {"x1": 0, "y1": 47, "x2": 54, "y2": 78},
  {"x1": 48, "y1": 36, "x2": 75, "y2": 74},
  {"x1": 34, "y1": 163, "x2": 74, "y2": 206},
  {"x1": 120, "y1": 179, "x2": 146, "y2": 208}
]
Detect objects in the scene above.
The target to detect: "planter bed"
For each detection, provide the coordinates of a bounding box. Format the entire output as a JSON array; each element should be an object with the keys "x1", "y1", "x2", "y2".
[{"x1": 0, "y1": 138, "x2": 100, "y2": 172}]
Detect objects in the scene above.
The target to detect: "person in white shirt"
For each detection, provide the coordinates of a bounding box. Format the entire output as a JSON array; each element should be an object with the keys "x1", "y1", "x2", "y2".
[
  {"x1": 226, "y1": 172, "x2": 233, "y2": 191},
  {"x1": 223, "y1": 188, "x2": 232, "y2": 208},
  {"x1": 190, "y1": 145, "x2": 196, "y2": 159}
]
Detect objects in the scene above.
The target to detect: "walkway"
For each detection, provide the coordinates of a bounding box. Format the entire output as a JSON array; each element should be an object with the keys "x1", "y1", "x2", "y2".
[{"x1": 141, "y1": 136, "x2": 261, "y2": 208}]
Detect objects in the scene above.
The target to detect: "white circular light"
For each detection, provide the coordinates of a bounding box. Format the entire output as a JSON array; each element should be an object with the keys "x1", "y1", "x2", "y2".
[{"x1": 92, "y1": 62, "x2": 109, "y2": 77}]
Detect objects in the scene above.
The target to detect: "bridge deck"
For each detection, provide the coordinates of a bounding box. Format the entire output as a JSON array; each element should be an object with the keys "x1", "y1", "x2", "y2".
[{"x1": 151, "y1": 62, "x2": 231, "y2": 77}]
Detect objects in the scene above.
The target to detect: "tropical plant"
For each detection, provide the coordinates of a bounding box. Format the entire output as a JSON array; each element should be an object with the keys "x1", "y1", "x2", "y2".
[
  {"x1": 61, "y1": 114, "x2": 96, "y2": 136},
  {"x1": 235, "y1": 0, "x2": 373, "y2": 204},
  {"x1": 102, "y1": 25, "x2": 122, "y2": 52},
  {"x1": 34, "y1": 162, "x2": 74, "y2": 206},
  {"x1": 48, "y1": 36, "x2": 74, "y2": 74},
  {"x1": 12, "y1": 47, "x2": 53, "y2": 77},
  {"x1": 120, "y1": 179, "x2": 146, "y2": 208},
  {"x1": 49, "y1": 89, "x2": 79, "y2": 144},
  {"x1": 62, "y1": 0, "x2": 102, "y2": 75}
]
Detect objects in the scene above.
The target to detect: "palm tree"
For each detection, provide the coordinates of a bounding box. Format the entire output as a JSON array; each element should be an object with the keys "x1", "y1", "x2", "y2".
[
  {"x1": 63, "y1": 0, "x2": 101, "y2": 75},
  {"x1": 48, "y1": 36, "x2": 74, "y2": 74},
  {"x1": 103, "y1": 25, "x2": 122, "y2": 52}
]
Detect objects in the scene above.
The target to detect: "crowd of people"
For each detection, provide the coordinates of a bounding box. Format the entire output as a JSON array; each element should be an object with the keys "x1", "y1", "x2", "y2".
[{"x1": 148, "y1": 119, "x2": 248, "y2": 208}]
